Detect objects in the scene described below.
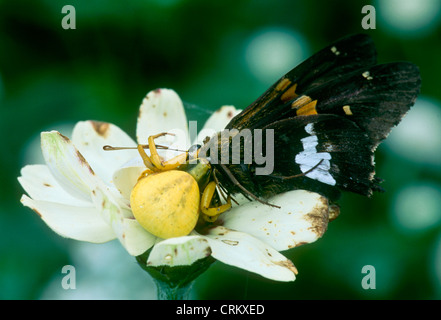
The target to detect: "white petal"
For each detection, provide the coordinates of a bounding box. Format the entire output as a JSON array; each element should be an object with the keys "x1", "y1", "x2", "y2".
[
  {"x1": 221, "y1": 190, "x2": 329, "y2": 251},
  {"x1": 147, "y1": 235, "x2": 211, "y2": 267},
  {"x1": 120, "y1": 218, "x2": 157, "y2": 256},
  {"x1": 18, "y1": 164, "x2": 91, "y2": 207},
  {"x1": 136, "y1": 89, "x2": 190, "y2": 152},
  {"x1": 20, "y1": 195, "x2": 115, "y2": 243},
  {"x1": 201, "y1": 226, "x2": 297, "y2": 281},
  {"x1": 90, "y1": 187, "x2": 155, "y2": 256},
  {"x1": 121, "y1": 156, "x2": 145, "y2": 168},
  {"x1": 72, "y1": 121, "x2": 139, "y2": 185},
  {"x1": 112, "y1": 166, "x2": 145, "y2": 200},
  {"x1": 41, "y1": 131, "x2": 101, "y2": 202},
  {"x1": 194, "y1": 105, "x2": 242, "y2": 145}
]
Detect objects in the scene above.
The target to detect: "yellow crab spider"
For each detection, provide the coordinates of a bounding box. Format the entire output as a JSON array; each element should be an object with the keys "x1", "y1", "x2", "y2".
[{"x1": 127, "y1": 133, "x2": 232, "y2": 239}]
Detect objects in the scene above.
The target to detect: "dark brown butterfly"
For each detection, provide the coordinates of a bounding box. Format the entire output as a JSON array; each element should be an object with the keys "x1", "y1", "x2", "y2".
[{"x1": 196, "y1": 33, "x2": 421, "y2": 204}]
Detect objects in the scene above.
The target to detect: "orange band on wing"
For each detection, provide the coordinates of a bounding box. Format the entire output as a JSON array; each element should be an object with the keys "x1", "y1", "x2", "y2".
[
  {"x1": 275, "y1": 78, "x2": 292, "y2": 91},
  {"x1": 281, "y1": 83, "x2": 298, "y2": 102},
  {"x1": 296, "y1": 100, "x2": 318, "y2": 115},
  {"x1": 291, "y1": 95, "x2": 318, "y2": 116}
]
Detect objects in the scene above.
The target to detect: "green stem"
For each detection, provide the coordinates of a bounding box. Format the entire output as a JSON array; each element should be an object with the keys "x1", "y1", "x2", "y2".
[{"x1": 154, "y1": 278, "x2": 194, "y2": 300}]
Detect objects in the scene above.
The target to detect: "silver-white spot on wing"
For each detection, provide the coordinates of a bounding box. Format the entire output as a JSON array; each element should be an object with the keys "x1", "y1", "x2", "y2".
[{"x1": 295, "y1": 124, "x2": 336, "y2": 186}]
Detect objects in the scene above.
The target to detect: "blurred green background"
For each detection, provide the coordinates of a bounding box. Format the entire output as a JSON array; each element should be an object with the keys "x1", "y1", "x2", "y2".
[{"x1": 1, "y1": 0, "x2": 441, "y2": 299}]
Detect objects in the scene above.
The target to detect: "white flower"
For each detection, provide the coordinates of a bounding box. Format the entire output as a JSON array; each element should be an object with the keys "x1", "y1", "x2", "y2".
[{"x1": 18, "y1": 88, "x2": 331, "y2": 282}]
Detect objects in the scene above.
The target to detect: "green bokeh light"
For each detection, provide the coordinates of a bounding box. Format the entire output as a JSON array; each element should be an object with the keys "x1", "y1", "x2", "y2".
[
  {"x1": 376, "y1": 0, "x2": 441, "y2": 36},
  {"x1": 244, "y1": 27, "x2": 309, "y2": 85},
  {"x1": 385, "y1": 97, "x2": 441, "y2": 167},
  {"x1": 391, "y1": 183, "x2": 441, "y2": 233}
]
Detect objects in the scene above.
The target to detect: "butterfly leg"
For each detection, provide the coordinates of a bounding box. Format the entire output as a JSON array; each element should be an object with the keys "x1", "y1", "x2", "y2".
[
  {"x1": 269, "y1": 159, "x2": 325, "y2": 180},
  {"x1": 219, "y1": 164, "x2": 281, "y2": 209}
]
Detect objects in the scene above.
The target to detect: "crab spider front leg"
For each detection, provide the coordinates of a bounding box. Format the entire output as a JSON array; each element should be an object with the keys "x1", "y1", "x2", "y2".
[
  {"x1": 137, "y1": 144, "x2": 157, "y2": 172},
  {"x1": 137, "y1": 151, "x2": 189, "y2": 181},
  {"x1": 200, "y1": 181, "x2": 232, "y2": 222},
  {"x1": 137, "y1": 132, "x2": 187, "y2": 173},
  {"x1": 147, "y1": 132, "x2": 172, "y2": 170}
]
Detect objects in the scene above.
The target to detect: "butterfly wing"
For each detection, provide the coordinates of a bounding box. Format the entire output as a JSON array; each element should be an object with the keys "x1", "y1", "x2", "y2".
[
  {"x1": 225, "y1": 62, "x2": 420, "y2": 200},
  {"x1": 253, "y1": 115, "x2": 379, "y2": 201},
  {"x1": 286, "y1": 62, "x2": 421, "y2": 145},
  {"x1": 226, "y1": 33, "x2": 377, "y2": 131},
  {"x1": 212, "y1": 34, "x2": 421, "y2": 201}
]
